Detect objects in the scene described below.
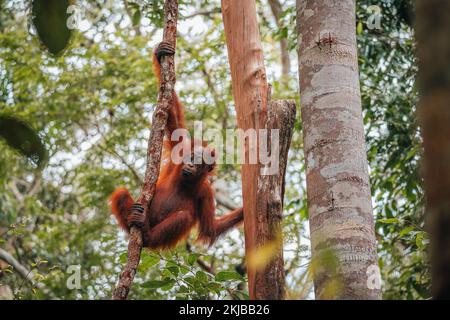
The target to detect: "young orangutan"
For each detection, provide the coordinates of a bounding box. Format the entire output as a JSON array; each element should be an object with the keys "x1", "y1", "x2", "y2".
[{"x1": 110, "y1": 42, "x2": 243, "y2": 250}]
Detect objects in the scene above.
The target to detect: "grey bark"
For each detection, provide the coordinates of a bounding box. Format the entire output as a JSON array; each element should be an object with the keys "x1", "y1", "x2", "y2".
[{"x1": 296, "y1": 0, "x2": 381, "y2": 299}]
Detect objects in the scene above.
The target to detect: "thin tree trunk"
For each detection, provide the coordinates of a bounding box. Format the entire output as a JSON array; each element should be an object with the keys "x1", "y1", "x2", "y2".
[
  {"x1": 296, "y1": 0, "x2": 381, "y2": 299},
  {"x1": 415, "y1": 0, "x2": 450, "y2": 300},
  {"x1": 268, "y1": 0, "x2": 291, "y2": 82},
  {"x1": 222, "y1": 0, "x2": 295, "y2": 299},
  {"x1": 123, "y1": 0, "x2": 142, "y2": 35},
  {"x1": 111, "y1": 0, "x2": 178, "y2": 300}
]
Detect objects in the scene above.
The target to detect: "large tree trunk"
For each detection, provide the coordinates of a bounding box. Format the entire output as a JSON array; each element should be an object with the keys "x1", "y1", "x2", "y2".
[
  {"x1": 222, "y1": 0, "x2": 295, "y2": 299},
  {"x1": 296, "y1": 0, "x2": 381, "y2": 299},
  {"x1": 416, "y1": 0, "x2": 450, "y2": 300}
]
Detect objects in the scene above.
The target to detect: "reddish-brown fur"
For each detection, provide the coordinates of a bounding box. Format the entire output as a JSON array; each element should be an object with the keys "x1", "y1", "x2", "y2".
[{"x1": 110, "y1": 44, "x2": 243, "y2": 250}]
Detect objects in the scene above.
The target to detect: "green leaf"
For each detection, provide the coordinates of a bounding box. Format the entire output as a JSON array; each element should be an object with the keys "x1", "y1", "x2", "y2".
[
  {"x1": 32, "y1": 0, "x2": 72, "y2": 56},
  {"x1": 398, "y1": 226, "x2": 415, "y2": 238},
  {"x1": 196, "y1": 270, "x2": 208, "y2": 282},
  {"x1": 175, "y1": 293, "x2": 189, "y2": 299},
  {"x1": 128, "y1": 2, "x2": 140, "y2": 10},
  {"x1": 180, "y1": 266, "x2": 190, "y2": 274},
  {"x1": 214, "y1": 271, "x2": 242, "y2": 282},
  {"x1": 0, "y1": 114, "x2": 48, "y2": 168},
  {"x1": 140, "y1": 253, "x2": 160, "y2": 269},
  {"x1": 416, "y1": 232, "x2": 426, "y2": 250},
  {"x1": 207, "y1": 282, "x2": 222, "y2": 294},
  {"x1": 183, "y1": 276, "x2": 197, "y2": 286},
  {"x1": 187, "y1": 253, "x2": 200, "y2": 265},
  {"x1": 378, "y1": 218, "x2": 399, "y2": 224},
  {"x1": 412, "y1": 281, "x2": 429, "y2": 298},
  {"x1": 161, "y1": 280, "x2": 175, "y2": 291},
  {"x1": 132, "y1": 10, "x2": 141, "y2": 26},
  {"x1": 357, "y1": 21, "x2": 364, "y2": 35},
  {"x1": 119, "y1": 252, "x2": 128, "y2": 264},
  {"x1": 167, "y1": 266, "x2": 179, "y2": 277},
  {"x1": 178, "y1": 285, "x2": 189, "y2": 293},
  {"x1": 142, "y1": 279, "x2": 175, "y2": 289}
]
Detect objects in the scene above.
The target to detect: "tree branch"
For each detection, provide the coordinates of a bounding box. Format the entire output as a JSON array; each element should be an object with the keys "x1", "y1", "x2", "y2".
[
  {"x1": 185, "y1": 242, "x2": 215, "y2": 274},
  {"x1": 97, "y1": 141, "x2": 143, "y2": 186},
  {"x1": 111, "y1": 0, "x2": 179, "y2": 300},
  {"x1": 213, "y1": 180, "x2": 239, "y2": 211},
  {"x1": 182, "y1": 9, "x2": 221, "y2": 20},
  {"x1": 0, "y1": 248, "x2": 35, "y2": 285},
  {"x1": 268, "y1": 0, "x2": 291, "y2": 82},
  {"x1": 123, "y1": 0, "x2": 142, "y2": 35},
  {"x1": 184, "y1": 44, "x2": 230, "y2": 128}
]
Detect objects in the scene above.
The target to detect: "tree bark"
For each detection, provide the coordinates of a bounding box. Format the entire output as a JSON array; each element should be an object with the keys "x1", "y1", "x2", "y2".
[
  {"x1": 259, "y1": 99, "x2": 296, "y2": 299},
  {"x1": 222, "y1": 0, "x2": 295, "y2": 299},
  {"x1": 296, "y1": 0, "x2": 381, "y2": 299},
  {"x1": 415, "y1": 0, "x2": 450, "y2": 300},
  {"x1": 111, "y1": 0, "x2": 178, "y2": 300},
  {"x1": 0, "y1": 248, "x2": 35, "y2": 285}
]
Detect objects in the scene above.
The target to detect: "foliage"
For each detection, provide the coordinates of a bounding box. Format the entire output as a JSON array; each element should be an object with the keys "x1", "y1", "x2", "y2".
[
  {"x1": 0, "y1": 114, "x2": 48, "y2": 168},
  {"x1": 357, "y1": 0, "x2": 429, "y2": 299},
  {"x1": 32, "y1": 0, "x2": 73, "y2": 56}
]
